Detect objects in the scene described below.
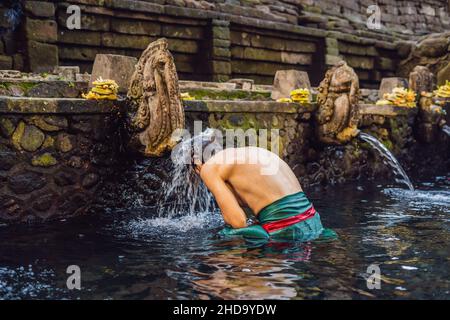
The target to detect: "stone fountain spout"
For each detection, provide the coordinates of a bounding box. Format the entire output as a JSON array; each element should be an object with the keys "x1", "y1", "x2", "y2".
[
  {"x1": 127, "y1": 38, "x2": 185, "y2": 157},
  {"x1": 315, "y1": 61, "x2": 360, "y2": 145}
]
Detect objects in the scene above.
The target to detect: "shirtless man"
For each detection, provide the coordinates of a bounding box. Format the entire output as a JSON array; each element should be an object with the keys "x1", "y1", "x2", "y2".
[{"x1": 189, "y1": 135, "x2": 325, "y2": 241}]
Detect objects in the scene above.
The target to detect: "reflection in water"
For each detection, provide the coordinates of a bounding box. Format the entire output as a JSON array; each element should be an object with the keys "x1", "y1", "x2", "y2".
[
  {"x1": 187, "y1": 241, "x2": 316, "y2": 300},
  {"x1": 0, "y1": 177, "x2": 449, "y2": 299}
]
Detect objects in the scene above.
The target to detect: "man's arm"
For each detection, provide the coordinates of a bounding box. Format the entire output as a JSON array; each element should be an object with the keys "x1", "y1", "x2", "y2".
[{"x1": 200, "y1": 166, "x2": 247, "y2": 229}]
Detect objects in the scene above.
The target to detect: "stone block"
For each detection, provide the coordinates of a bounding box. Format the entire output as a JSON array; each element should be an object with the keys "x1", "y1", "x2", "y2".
[
  {"x1": 212, "y1": 47, "x2": 231, "y2": 59},
  {"x1": 437, "y1": 62, "x2": 450, "y2": 86},
  {"x1": 281, "y1": 52, "x2": 312, "y2": 65},
  {"x1": 26, "y1": 41, "x2": 59, "y2": 73},
  {"x1": 378, "y1": 77, "x2": 408, "y2": 99},
  {"x1": 90, "y1": 54, "x2": 138, "y2": 93},
  {"x1": 58, "y1": 11, "x2": 110, "y2": 31},
  {"x1": 111, "y1": 19, "x2": 161, "y2": 35},
  {"x1": 271, "y1": 70, "x2": 311, "y2": 100},
  {"x1": 25, "y1": 19, "x2": 57, "y2": 43},
  {"x1": 213, "y1": 39, "x2": 231, "y2": 48},
  {"x1": 228, "y1": 78, "x2": 254, "y2": 90},
  {"x1": 168, "y1": 39, "x2": 198, "y2": 53},
  {"x1": 12, "y1": 54, "x2": 24, "y2": 70},
  {"x1": 212, "y1": 26, "x2": 230, "y2": 40},
  {"x1": 102, "y1": 33, "x2": 154, "y2": 49},
  {"x1": 162, "y1": 25, "x2": 203, "y2": 39},
  {"x1": 0, "y1": 55, "x2": 13, "y2": 69},
  {"x1": 346, "y1": 55, "x2": 374, "y2": 70},
  {"x1": 376, "y1": 57, "x2": 395, "y2": 71},
  {"x1": 24, "y1": 1, "x2": 55, "y2": 18},
  {"x1": 58, "y1": 30, "x2": 102, "y2": 46},
  {"x1": 325, "y1": 54, "x2": 342, "y2": 66},
  {"x1": 212, "y1": 61, "x2": 231, "y2": 75},
  {"x1": 53, "y1": 66, "x2": 80, "y2": 81},
  {"x1": 416, "y1": 37, "x2": 449, "y2": 58},
  {"x1": 76, "y1": 73, "x2": 91, "y2": 82}
]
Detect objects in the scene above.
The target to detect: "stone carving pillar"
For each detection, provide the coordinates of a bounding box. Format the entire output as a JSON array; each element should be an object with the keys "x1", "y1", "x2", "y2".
[
  {"x1": 127, "y1": 38, "x2": 185, "y2": 157},
  {"x1": 316, "y1": 61, "x2": 360, "y2": 144},
  {"x1": 409, "y1": 65, "x2": 436, "y2": 95},
  {"x1": 410, "y1": 65, "x2": 446, "y2": 143}
]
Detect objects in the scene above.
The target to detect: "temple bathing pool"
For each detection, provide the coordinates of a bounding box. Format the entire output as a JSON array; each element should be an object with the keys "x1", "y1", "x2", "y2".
[{"x1": 0, "y1": 175, "x2": 449, "y2": 300}]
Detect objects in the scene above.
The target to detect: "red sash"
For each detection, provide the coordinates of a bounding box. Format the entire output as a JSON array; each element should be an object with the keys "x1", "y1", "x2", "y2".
[{"x1": 261, "y1": 206, "x2": 317, "y2": 233}]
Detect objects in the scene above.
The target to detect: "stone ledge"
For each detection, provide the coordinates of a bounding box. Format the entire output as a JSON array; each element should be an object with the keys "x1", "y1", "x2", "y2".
[
  {"x1": 184, "y1": 100, "x2": 315, "y2": 114},
  {"x1": 0, "y1": 96, "x2": 122, "y2": 114},
  {"x1": 359, "y1": 104, "x2": 418, "y2": 117},
  {"x1": 0, "y1": 80, "x2": 88, "y2": 98}
]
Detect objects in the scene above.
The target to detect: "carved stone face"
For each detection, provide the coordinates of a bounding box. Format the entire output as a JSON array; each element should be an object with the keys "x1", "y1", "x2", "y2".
[
  {"x1": 330, "y1": 65, "x2": 355, "y2": 92},
  {"x1": 315, "y1": 62, "x2": 360, "y2": 145},
  {"x1": 127, "y1": 38, "x2": 185, "y2": 157}
]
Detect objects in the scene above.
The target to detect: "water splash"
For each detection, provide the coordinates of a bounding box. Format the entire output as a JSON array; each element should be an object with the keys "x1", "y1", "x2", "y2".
[
  {"x1": 359, "y1": 132, "x2": 414, "y2": 190},
  {"x1": 383, "y1": 188, "x2": 450, "y2": 208},
  {"x1": 157, "y1": 129, "x2": 220, "y2": 217},
  {"x1": 127, "y1": 211, "x2": 223, "y2": 237},
  {"x1": 123, "y1": 129, "x2": 224, "y2": 236},
  {"x1": 442, "y1": 124, "x2": 450, "y2": 137}
]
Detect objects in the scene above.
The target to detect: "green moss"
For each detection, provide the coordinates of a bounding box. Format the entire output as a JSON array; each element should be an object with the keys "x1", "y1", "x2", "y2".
[
  {"x1": 42, "y1": 136, "x2": 55, "y2": 148},
  {"x1": 31, "y1": 153, "x2": 57, "y2": 167},
  {"x1": 186, "y1": 89, "x2": 271, "y2": 101},
  {"x1": 11, "y1": 121, "x2": 25, "y2": 150},
  {"x1": 0, "y1": 82, "x2": 39, "y2": 95},
  {"x1": 382, "y1": 139, "x2": 394, "y2": 150},
  {"x1": 0, "y1": 118, "x2": 16, "y2": 137}
]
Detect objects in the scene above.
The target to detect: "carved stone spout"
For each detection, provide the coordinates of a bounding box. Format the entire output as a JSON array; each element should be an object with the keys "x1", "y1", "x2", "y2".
[
  {"x1": 127, "y1": 38, "x2": 185, "y2": 157},
  {"x1": 316, "y1": 61, "x2": 360, "y2": 144}
]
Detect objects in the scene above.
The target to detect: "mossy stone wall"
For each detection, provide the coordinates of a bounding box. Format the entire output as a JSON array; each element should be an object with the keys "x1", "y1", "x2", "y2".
[{"x1": 0, "y1": 100, "x2": 121, "y2": 224}]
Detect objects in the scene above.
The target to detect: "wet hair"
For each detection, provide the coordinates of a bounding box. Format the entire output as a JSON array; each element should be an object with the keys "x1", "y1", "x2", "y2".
[
  {"x1": 190, "y1": 129, "x2": 221, "y2": 167},
  {"x1": 191, "y1": 136, "x2": 215, "y2": 166}
]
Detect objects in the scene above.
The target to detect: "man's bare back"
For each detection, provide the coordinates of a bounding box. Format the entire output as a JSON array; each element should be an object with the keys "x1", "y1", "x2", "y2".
[{"x1": 198, "y1": 147, "x2": 302, "y2": 229}]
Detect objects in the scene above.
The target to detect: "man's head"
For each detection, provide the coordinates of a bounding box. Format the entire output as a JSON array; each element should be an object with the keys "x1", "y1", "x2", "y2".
[{"x1": 190, "y1": 129, "x2": 221, "y2": 174}]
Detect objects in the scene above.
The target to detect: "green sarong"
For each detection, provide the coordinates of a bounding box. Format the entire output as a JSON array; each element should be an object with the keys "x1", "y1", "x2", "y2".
[{"x1": 218, "y1": 192, "x2": 330, "y2": 241}]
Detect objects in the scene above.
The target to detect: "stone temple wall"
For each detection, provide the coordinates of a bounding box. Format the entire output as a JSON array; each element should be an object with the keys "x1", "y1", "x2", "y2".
[
  {"x1": 1, "y1": 94, "x2": 449, "y2": 223},
  {"x1": 0, "y1": 97, "x2": 122, "y2": 223},
  {"x1": 2, "y1": 0, "x2": 449, "y2": 87},
  {"x1": 111, "y1": 100, "x2": 450, "y2": 212}
]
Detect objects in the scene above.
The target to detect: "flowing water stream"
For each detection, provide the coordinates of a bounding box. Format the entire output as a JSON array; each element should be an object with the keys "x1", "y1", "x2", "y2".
[
  {"x1": 442, "y1": 124, "x2": 450, "y2": 137},
  {"x1": 358, "y1": 132, "x2": 414, "y2": 191}
]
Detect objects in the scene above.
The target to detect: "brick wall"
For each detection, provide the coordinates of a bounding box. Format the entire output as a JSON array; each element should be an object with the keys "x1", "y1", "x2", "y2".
[{"x1": 3, "y1": 0, "x2": 450, "y2": 86}]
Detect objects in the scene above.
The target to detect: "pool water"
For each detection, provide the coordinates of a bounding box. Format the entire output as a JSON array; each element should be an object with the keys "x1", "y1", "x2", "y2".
[{"x1": 0, "y1": 176, "x2": 449, "y2": 300}]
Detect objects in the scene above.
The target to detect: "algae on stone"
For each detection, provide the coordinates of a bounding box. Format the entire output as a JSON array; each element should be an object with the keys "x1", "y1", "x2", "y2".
[{"x1": 32, "y1": 153, "x2": 57, "y2": 167}]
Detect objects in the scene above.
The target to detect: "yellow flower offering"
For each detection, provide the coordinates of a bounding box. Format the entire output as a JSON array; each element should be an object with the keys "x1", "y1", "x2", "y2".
[
  {"x1": 276, "y1": 97, "x2": 293, "y2": 103},
  {"x1": 375, "y1": 87, "x2": 416, "y2": 108},
  {"x1": 433, "y1": 80, "x2": 450, "y2": 98},
  {"x1": 82, "y1": 78, "x2": 119, "y2": 100},
  {"x1": 290, "y1": 88, "x2": 311, "y2": 103},
  {"x1": 181, "y1": 92, "x2": 195, "y2": 101}
]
